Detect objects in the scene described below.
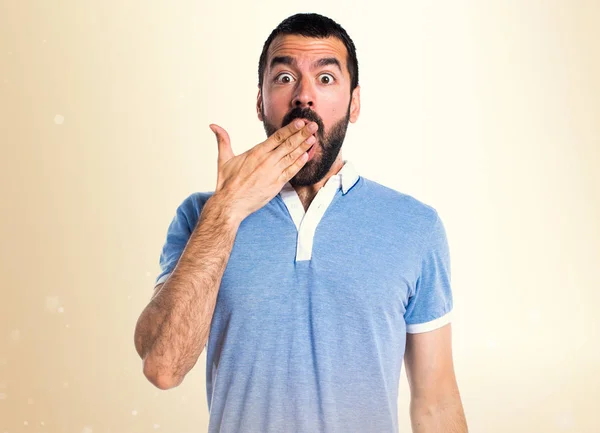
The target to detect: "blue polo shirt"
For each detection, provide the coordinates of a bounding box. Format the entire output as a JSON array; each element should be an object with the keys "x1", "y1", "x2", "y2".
[{"x1": 155, "y1": 160, "x2": 453, "y2": 432}]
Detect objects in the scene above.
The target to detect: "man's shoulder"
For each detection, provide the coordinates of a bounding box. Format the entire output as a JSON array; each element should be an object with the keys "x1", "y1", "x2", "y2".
[
  {"x1": 168, "y1": 191, "x2": 216, "y2": 226},
  {"x1": 358, "y1": 177, "x2": 439, "y2": 221},
  {"x1": 180, "y1": 190, "x2": 215, "y2": 209},
  {"x1": 190, "y1": 190, "x2": 215, "y2": 204}
]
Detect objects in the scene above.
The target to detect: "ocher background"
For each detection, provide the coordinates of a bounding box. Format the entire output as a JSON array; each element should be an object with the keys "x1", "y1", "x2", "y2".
[{"x1": 1, "y1": 0, "x2": 599, "y2": 432}]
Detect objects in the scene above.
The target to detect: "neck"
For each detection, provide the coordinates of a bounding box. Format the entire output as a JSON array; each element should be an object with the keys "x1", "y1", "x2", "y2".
[{"x1": 293, "y1": 156, "x2": 345, "y2": 212}]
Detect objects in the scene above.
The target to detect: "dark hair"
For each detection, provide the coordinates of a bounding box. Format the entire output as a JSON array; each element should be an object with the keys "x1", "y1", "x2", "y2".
[{"x1": 258, "y1": 13, "x2": 359, "y2": 93}]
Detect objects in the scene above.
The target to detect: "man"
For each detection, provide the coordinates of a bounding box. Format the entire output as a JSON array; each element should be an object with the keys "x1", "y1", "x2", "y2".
[{"x1": 134, "y1": 13, "x2": 468, "y2": 433}]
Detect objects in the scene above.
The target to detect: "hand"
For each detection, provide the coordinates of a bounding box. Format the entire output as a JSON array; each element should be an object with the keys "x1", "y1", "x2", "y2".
[{"x1": 208, "y1": 119, "x2": 318, "y2": 222}]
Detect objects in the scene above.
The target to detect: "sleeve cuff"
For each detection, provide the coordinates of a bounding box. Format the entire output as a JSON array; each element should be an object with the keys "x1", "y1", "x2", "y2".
[{"x1": 406, "y1": 310, "x2": 452, "y2": 334}]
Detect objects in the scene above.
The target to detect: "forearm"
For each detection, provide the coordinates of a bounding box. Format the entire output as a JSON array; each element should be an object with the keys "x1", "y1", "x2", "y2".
[
  {"x1": 134, "y1": 194, "x2": 241, "y2": 389},
  {"x1": 410, "y1": 396, "x2": 468, "y2": 433}
]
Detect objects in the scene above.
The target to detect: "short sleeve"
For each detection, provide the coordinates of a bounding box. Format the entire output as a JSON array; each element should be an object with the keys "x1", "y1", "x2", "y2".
[
  {"x1": 154, "y1": 192, "x2": 207, "y2": 287},
  {"x1": 404, "y1": 211, "x2": 454, "y2": 333}
]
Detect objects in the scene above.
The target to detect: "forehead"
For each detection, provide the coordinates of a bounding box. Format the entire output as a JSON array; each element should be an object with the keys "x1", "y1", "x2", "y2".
[{"x1": 267, "y1": 34, "x2": 348, "y2": 69}]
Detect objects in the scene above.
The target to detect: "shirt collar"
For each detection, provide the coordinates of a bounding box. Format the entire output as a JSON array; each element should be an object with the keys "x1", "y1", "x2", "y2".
[{"x1": 280, "y1": 159, "x2": 360, "y2": 196}]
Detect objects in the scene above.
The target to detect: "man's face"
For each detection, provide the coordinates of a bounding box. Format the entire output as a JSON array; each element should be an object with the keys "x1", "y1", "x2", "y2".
[{"x1": 258, "y1": 34, "x2": 360, "y2": 187}]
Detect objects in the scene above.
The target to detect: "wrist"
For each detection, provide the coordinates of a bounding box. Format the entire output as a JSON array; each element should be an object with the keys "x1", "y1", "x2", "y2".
[{"x1": 204, "y1": 192, "x2": 244, "y2": 229}]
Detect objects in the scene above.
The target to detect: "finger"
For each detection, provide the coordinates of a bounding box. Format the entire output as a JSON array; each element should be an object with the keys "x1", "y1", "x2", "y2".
[
  {"x1": 256, "y1": 119, "x2": 307, "y2": 153},
  {"x1": 276, "y1": 133, "x2": 315, "y2": 170},
  {"x1": 279, "y1": 146, "x2": 310, "y2": 184},
  {"x1": 271, "y1": 121, "x2": 318, "y2": 161},
  {"x1": 210, "y1": 124, "x2": 233, "y2": 166}
]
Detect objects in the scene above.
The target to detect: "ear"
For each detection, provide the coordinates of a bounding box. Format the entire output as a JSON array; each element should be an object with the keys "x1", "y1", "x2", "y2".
[
  {"x1": 349, "y1": 84, "x2": 361, "y2": 123},
  {"x1": 256, "y1": 86, "x2": 263, "y2": 121}
]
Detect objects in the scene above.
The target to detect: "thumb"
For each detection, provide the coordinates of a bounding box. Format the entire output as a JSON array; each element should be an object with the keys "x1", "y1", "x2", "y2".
[{"x1": 209, "y1": 124, "x2": 233, "y2": 165}]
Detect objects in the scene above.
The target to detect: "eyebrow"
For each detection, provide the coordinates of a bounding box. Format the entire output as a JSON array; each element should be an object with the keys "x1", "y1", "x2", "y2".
[{"x1": 269, "y1": 56, "x2": 343, "y2": 74}]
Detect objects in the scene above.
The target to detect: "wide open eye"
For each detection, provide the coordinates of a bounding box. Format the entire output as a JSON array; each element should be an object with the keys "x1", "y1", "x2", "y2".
[
  {"x1": 274, "y1": 73, "x2": 295, "y2": 84},
  {"x1": 319, "y1": 73, "x2": 335, "y2": 84}
]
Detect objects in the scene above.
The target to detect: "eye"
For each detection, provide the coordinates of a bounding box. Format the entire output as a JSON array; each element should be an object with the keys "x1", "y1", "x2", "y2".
[
  {"x1": 319, "y1": 73, "x2": 335, "y2": 84},
  {"x1": 275, "y1": 73, "x2": 295, "y2": 84}
]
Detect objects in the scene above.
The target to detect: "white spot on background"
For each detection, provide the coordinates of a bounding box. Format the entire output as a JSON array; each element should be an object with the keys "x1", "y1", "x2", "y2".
[
  {"x1": 27, "y1": 398, "x2": 34, "y2": 404},
  {"x1": 65, "y1": 324, "x2": 70, "y2": 328},
  {"x1": 24, "y1": 421, "x2": 28, "y2": 426},
  {"x1": 82, "y1": 426, "x2": 93, "y2": 433},
  {"x1": 0, "y1": 393, "x2": 7, "y2": 400},
  {"x1": 555, "y1": 411, "x2": 575, "y2": 430},
  {"x1": 54, "y1": 114, "x2": 64, "y2": 125},
  {"x1": 153, "y1": 424, "x2": 160, "y2": 429},
  {"x1": 145, "y1": 271, "x2": 151, "y2": 277},
  {"x1": 7, "y1": 51, "x2": 12, "y2": 55},
  {"x1": 41, "y1": 421, "x2": 45, "y2": 425},
  {"x1": 43, "y1": 39, "x2": 47, "y2": 43},
  {"x1": 486, "y1": 339, "x2": 497, "y2": 350},
  {"x1": 131, "y1": 409, "x2": 137, "y2": 416},
  {"x1": 63, "y1": 382, "x2": 69, "y2": 388},
  {"x1": 45, "y1": 296, "x2": 61, "y2": 312},
  {"x1": 58, "y1": 306, "x2": 64, "y2": 313},
  {"x1": 127, "y1": 295, "x2": 131, "y2": 300},
  {"x1": 10, "y1": 329, "x2": 21, "y2": 341}
]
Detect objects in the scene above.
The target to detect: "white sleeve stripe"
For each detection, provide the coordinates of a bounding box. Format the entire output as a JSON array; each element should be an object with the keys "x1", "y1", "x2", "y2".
[{"x1": 406, "y1": 310, "x2": 452, "y2": 334}]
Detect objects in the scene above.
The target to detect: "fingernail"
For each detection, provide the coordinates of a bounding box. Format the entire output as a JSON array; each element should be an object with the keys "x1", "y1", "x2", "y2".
[{"x1": 295, "y1": 119, "x2": 305, "y2": 128}]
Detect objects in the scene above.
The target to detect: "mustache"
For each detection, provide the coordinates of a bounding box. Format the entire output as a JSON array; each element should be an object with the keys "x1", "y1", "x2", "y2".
[{"x1": 282, "y1": 107, "x2": 325, "y2": 137}]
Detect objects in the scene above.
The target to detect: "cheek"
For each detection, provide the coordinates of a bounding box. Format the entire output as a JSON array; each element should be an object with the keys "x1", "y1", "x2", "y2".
[{"x1": 262, "y1": 92, "x2": 289, "y2": 119}]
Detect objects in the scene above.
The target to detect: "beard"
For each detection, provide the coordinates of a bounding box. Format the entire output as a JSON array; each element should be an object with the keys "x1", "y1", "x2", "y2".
[{"x1": 261, "y1": 102, "x2": 351, "y2": 187}]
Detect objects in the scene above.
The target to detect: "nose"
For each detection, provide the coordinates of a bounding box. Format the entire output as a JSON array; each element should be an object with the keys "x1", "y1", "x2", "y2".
[{"x1": 291, "y1": 76, "x2": 315, "y2": 109}]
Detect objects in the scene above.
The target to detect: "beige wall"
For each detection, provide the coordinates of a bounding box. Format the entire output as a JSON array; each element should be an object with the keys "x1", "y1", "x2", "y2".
[{"x1": 1, "y1": 1, "x2": 599, "y2": 432}]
